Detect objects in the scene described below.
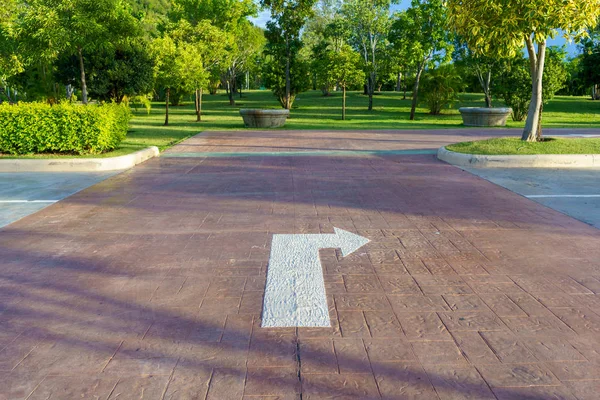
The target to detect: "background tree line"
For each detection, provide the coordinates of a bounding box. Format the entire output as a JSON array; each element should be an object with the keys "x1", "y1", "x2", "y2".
[{"x1": 1, "y1": 0, "x2": 599, "y2": 138}]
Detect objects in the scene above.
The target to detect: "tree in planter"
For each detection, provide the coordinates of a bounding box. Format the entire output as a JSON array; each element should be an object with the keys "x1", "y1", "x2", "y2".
[
  {"x1": 447, "y1": 0, "x2": 600, "y2": 141},
  {"x1": 151, "y1": 36, "x2": 181, "y2": 126},
  {"x1": 341, "y1": 0, "x2": 391, "y2": 111},
  {"x1": 325, "y1": 44, "x2": 364, "y2": 120},
  {"x1": 452, "y1": 38, "x2": 497, "y2": 108},
  {"x1": 263, "y1": 51, "x2": 311, "y2": 109},
  {"x1": 420, "y1": 64, "x2": 462, "y2": 115},
  {"x1": 389, "y1": 0, "x2": 453, "y2": 121},
  {"x1": 17, "y1": 0, "x2": 140, "y2": 104},
  {"x1": 492, "y1": 48, "x2": 568, "y2": 122},
  {"x1": 261, "y1": 0, "x2": 316, "y2": 110}
]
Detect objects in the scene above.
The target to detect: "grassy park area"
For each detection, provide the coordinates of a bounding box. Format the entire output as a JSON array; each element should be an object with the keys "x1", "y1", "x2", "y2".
[
  {"x1": 447, "y1": 137, "x2": 600, "y2": 155},
  {"x1": 123, "y1": 90, "x2": 600, "y2": 156},
  {"x1": 2, "y1": 90, "x2": 599, "y2": 158}
]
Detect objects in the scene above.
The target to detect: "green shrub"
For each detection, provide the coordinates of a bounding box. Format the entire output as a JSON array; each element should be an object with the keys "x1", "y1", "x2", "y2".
[
  {"x1": 421, "y1": 65, "x2": 463, "y2": 115},
  {"x1": 0, "y1": 102, "x2": 131, "y2": 155}
]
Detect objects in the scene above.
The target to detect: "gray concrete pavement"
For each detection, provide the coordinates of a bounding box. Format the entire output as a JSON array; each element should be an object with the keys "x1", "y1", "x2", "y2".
[
  {"x1": 0, "y1": 171, "x2": 119, "y2": 228},
  {"x1": 463, "y1": 167, "x2": 600, "y2": 228}
]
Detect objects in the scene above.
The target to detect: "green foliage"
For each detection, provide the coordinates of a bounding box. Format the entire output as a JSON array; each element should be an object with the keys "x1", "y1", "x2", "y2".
[
  {"x1": 389, "y1": 0, "x2": 453, "y2": 119},
  {"x1": 446, "y1": 0, "x2": 600, "y2": 58},
  {"x1": 0, "y1": 0, "x2": 22, "y2": 83},
  {"x1": 122, "y1": 94, "x2": 152, "y2": 114},
  {"x1": 544, "y1": 46, "x2": 569, "y2": 100},
  {"x1": 326, "y1": 44, "x2": 364, "y2": 89},
  {"x1": 493, "y1": 49, "x2": 568, "y2": 121},
  {"x1": 263, "y1": 54, "x2": 311, "y2": 108},
  {"x1": 341, "y1": 0, "x2": 391, "y2": 107},
  {"x1": 420, "y1": 64, "x2": 462, "y2": 115},
  {"x1": 18, "y1": 0, "x2": 141, "y2": 66},
  {"x1": 492, "y1": 57, "x2": 533, "y2": 121},
  {"x1": 54, "y1": 43, "x2": 155, "y2": 102},
  {"x1": 390, "y1": 0, "x2": 453, "y2": 69},
  {"x1": 151, "y1": 35, "x2": 181, "y2": 91},
  {"x1": 170, "y1": 0, "x2": 256, "y2": 30},
  {"x1": 580, "y1": 35, "x2": 600, "y2": 95},
  {"x1": 0, "y1": 102, "x2": 130, "y2": 154}
]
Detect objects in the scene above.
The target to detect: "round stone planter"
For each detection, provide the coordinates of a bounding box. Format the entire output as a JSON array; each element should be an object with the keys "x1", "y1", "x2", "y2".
[
  {"x1": 239, "y1": 109, "x2": 289, "y2": 128},
  {"x1": 459, "y1": 107, "x2": 512, "y2": 127}
]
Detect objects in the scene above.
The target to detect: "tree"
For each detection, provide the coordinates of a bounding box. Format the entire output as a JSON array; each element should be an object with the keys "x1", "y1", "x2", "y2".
[
  {"x1": 151, "y1": 36, "x2": 181, "y2": 125},
  {"x1": 261, "y1": 0, "x2": 316, "y2": 109},
  {"x1": 390, "y1": 0, "x2": 452, "y2": 121},
  {"x1": 301, "y1": 0, "x2": 342, "y2": 91},
  {"x1": 447, "y1": 0, "x2": 600, "y2": 141},
  {"x1": 169, "y1": 19, "x2": 228, "y2": 121},
  {"x1": 54, "y1": 43, "x2": 155, "y2": 103},
  {"x1": 18, "y1": 0, "x2": 141, "y2": 104},
  {"x1": 452, "y1": 38, "x2": 496, "y2": 108},
  {"x1": 222, "y1": 21, "x2": 265, "y2": 105},
  {"x1": 341, "y1": 0, "x2": 391, "y2": 111},
  {"x1": 326, "y1": 44, "x2": 364, "y2": 120},
  {"x1": 579, "y1": 32, "x2": 600, "y2": 99}
]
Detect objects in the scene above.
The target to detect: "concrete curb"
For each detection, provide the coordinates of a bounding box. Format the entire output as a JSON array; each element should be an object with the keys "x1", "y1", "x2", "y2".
[
  {"x1": 437, "y1": 146, "x2": 600, "y2": 168},
  {"x1": 0, "y1": 146, "x2": 160, "y2": 172}
]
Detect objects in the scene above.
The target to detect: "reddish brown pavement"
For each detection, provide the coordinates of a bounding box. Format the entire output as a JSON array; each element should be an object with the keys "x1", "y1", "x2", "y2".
[{"x1": 2, "y1": 129, "x2": 600, "y2": 399}]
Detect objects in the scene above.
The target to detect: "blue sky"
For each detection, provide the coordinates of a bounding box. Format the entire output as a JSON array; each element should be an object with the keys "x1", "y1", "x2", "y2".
[{"x1": 250, "y1": 0, "x2": 579, "y2": 56}]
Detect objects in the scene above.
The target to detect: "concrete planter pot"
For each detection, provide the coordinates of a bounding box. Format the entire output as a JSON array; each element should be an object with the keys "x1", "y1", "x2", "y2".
[
  {"x1": 240, "y1": 109, "x2": 289, "y2": 128},
  {"x1": 459, "y1": 107, "x2": 512, "y2": 127}
]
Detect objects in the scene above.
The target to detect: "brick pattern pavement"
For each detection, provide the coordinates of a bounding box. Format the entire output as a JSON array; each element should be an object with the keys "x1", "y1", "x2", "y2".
[{"x1": 1, "y1": 130, "x2": 600, "y2": 399}]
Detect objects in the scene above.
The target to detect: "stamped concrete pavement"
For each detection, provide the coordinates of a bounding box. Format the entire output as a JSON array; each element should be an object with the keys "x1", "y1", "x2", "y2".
[{"x1": 2, "y1": 129, "x2": 600, "y2": 399}]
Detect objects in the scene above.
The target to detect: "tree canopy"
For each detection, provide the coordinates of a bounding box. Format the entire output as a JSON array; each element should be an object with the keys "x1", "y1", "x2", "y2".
[{"x1": 447, "y1": 0, "x2": 600, "y2": 141}]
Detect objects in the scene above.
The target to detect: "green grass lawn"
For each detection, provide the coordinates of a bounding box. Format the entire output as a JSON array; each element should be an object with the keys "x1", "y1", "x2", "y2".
[
  {"x1": 4, "y1": 90, "x2": 599, "y2": 158},
  {"x1": 447, "y1": 137, "x2": 600, "y2": 155}
]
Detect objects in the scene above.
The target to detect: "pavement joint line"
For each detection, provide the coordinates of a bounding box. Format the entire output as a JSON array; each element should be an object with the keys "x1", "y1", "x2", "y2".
[
  {"x1": 0, "y1": 200, "x2": 58, "y2": 203},
  {"x1": 161, "y1": 149, "x2": 438, "y2": 158},
  {"x1": 525, "y1": 194, "x2": 600, "y2": 198}
]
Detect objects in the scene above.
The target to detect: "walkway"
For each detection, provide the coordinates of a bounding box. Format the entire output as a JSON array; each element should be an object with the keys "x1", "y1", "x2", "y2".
[{"x1": 2, "y1": 129, "x2": 600, "y2": 399}]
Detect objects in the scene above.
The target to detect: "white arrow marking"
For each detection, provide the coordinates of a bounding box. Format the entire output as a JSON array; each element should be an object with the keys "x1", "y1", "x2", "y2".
[{"x1": 262, "y1": 227, "x2": 370, "y2": 328}]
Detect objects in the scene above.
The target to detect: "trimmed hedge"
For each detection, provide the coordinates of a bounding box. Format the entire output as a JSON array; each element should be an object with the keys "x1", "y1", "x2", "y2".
[{"x1": 0, "y1": 102, "x2": 131, "y2": 155}]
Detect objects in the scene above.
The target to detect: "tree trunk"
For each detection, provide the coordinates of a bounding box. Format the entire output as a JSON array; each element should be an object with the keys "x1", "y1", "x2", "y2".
[
  {"x1": 195, "y1": 88, "x2": 201, "y2": 122},
  {"x1": 396, "y1": 71, "x2": 402, "y2": 92},
  {"x1": 285, "y1": 37, "x2": 291, "y2": 110},
  {"x1": 199, "y1": 88, "x2": 203, "y2": 120},
  {"x1": 403, "y1": 69, "x2": 407, "y2": 99},
  {"x1": 367, "y1": 72, "x2": 374, "y2": 111},
  {"x1": 342, "y1": 86, "x2": 346, "y2": 120},
  {"x1": 592, "y1": 84, "x2": 599, "y2": 100},
  {"x1": 164, "y1": 87, "x2": 170, "y2": 126},
  {"x1": 78, "y1": 47, "x2": 88, "y2": 104},
  {"x1": 477, "y1": 69, "x2": 493, "y2": 108},
  {"x1": 484, "y1": 70, "x2": 492, "y2": 108},
  {"x1": 409, "y1": 64, "x2": 424, "y2": 121},
  {"x1": 522, "y1": 37, "x2": 546, "y2": 142},
  {"x1": 228, "y1": 87, "x2": 235, "y2": 105}
]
